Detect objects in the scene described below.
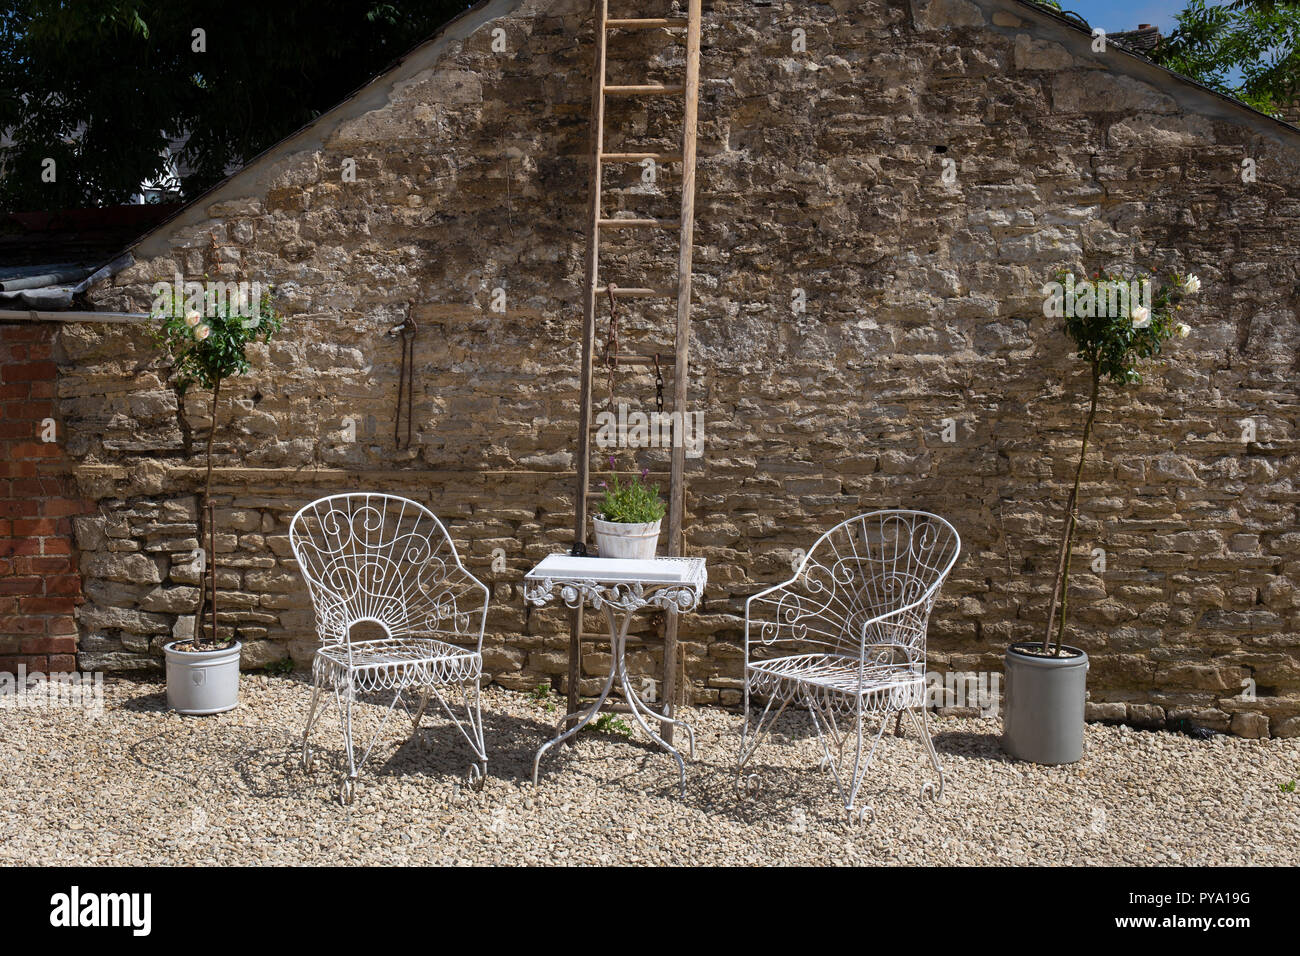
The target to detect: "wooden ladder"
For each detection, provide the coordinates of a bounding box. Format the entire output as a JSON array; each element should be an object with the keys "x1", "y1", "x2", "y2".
[{"x1": 568, "y1": 0, "x2": 703, "y2": 742}]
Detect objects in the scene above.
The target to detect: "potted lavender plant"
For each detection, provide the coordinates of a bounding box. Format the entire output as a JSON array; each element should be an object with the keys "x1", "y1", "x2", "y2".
[
  {"x1": 592, "y1": 457, "x2": 666, "y2": 559},
  {"x1": 1003, "y1": 268, "x2": 1198, "y2": 763}
]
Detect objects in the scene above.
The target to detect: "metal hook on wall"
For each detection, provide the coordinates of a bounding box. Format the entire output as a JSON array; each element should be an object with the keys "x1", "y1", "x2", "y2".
[{"x1": 391, "y1": 303, "x2": 418, "y2": 450}]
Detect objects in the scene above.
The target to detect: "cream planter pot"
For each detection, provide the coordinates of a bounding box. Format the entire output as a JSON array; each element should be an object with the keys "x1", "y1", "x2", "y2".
[
  {"x1": 165, "y1": 640, "x2": 242, "y2": 715},
  {"x1": 593, "y1": 516, "x2": 661, "y2": 559}
]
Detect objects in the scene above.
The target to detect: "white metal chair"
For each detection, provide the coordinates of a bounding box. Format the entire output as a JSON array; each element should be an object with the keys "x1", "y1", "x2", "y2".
[
  {"x1": 738, "y1": 510, "x2": 960, "y2": 822},
  {"x1": 289, "y1": 493, "x2": 489, "y2": 804}
]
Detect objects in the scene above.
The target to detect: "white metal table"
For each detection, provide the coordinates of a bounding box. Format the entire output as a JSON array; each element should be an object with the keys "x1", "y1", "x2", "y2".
[{"x1": 524, "y1": 554, "x2": 707, "y2": 796}]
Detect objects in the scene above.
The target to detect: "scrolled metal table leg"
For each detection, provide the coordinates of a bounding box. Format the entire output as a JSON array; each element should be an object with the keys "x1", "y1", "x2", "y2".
[
  {"x1": 608, "y1": 606, "x2": 696, "y2": 797},
  {"x1": 532, "y1": 630, "x2": 621, "y2": 786}
]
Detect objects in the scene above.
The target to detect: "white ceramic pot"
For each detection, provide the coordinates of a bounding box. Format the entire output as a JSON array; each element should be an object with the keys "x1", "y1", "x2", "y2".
[
  {"x1": 164, "y1": 640, "x2": 242, "y2": 715},
  {"x1": 593, "y1": 516, "x2": 661, "y2": 559}
]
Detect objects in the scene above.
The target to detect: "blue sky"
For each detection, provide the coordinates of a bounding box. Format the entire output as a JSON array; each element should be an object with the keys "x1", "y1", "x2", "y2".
[{"x1": 1068, "y1": 0, "x2": 1187, "y2": 33}]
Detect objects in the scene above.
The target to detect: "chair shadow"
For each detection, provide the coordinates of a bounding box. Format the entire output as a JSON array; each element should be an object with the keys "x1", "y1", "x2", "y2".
[
  {"x1": 931, "y1": 729, "x2": 1009, "y2": 761},
  {"x1": 119, "y1": 681, "x2": 1003, "y2": 816}
]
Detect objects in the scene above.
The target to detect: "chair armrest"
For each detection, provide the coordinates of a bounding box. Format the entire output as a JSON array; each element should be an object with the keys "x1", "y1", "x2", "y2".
[
  {"x1": 744, "y1": 576, "x2": 835, "y2": 655},
  {"x1": 407, "y1": 564, "x2": 490, "y2": 651}
]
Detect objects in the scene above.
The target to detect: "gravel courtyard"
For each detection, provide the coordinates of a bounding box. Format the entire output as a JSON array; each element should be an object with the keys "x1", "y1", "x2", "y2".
[{"x1": 2, "y1": 674, "x2": 1297, "y2": 866}]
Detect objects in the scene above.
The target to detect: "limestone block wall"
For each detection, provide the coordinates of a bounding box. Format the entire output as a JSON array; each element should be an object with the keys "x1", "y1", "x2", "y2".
[{"x1": 54, "y1": 0, "x2": 1300, "y2": 735}]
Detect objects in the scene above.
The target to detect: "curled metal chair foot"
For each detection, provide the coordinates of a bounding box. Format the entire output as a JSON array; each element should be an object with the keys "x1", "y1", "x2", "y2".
[
  {"x1": 339, "y1": 776, "x2": 357, "y2": 806},
  {"x1": 468, "y1": 762, "x2": 487, "y2": 792},
  {"x1": 847, "y1": 804, "x2": 875, "y2": 827},
  {"x1": 736, "y1": 772, "x2": 761, "y2": 800},
  {"x1": 921, "y1": 779, "x2": 943, "y2": 802}
]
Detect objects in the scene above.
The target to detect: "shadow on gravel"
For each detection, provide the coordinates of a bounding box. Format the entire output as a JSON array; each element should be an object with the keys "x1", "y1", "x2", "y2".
[
  {"x1": 119, "y1": 690, "x2": 170, "y2": 714},
  {"x1": 931, "y1": 729, "x2": 1009, "y2": 760},
  {"x1": 120, "y1": 682, "x2": 964, "y2": 821}
]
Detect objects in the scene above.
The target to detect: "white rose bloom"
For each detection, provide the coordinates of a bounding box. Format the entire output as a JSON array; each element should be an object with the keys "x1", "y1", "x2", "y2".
[
  {"x1": 185, "y1": 310, "x2": 201, "y2": 327},
  {"x1": 1131, "y1": 306, "x2": 1151, "y2": 328},
  {"x1": 1183, "y1": 274, "x2": 1201, "y2": 294},
  {"x1": 195, "y1": 324, "x2": 211, "y2": 341},
  {"x1": 1176, "y1": 323, "x2": 1190, "y2": 338}
]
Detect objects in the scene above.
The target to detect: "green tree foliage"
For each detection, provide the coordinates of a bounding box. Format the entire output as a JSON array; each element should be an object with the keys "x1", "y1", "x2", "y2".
[
  {"x1": 0, "y1": 0, "x2": 469, "y2": 212},
  {"x1": 1151, "y1": 0, "x2": 1300, "y2": 115}
]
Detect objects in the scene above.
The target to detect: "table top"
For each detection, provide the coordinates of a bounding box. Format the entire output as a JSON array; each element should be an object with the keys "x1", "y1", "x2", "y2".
[{"x1": 525, "y1": 554, "x2": 706, "y2": 586}]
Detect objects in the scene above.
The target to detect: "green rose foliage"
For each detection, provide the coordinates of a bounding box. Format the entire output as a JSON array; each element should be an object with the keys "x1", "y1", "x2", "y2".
[
  {"x1": 597, "y1": 460, "x2": 667, "y2": 524},
  {"x1": 1058, "y1": 270, "x2": 1192, "y2": 384},
  {"x1": 152, "y1": 283, "x2": 282, "y2": 393}
]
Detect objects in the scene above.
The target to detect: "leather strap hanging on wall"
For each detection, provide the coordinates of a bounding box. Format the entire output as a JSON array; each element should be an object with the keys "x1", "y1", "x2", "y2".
[{"x1": 394, "y1": 304, "x2": 417, "y2": 450}]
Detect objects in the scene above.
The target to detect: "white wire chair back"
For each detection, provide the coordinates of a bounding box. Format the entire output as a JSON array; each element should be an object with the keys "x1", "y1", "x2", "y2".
[
  {"x1": 746, "y1": 510, "x2": 961, "y2": 667},
  {"x1": 288, "y1": 493, "x2": 487, "y2": 650}
]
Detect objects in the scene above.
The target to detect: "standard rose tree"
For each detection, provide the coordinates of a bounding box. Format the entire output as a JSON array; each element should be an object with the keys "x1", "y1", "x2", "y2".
[
  {"x1": 1043, "y1": 270, "x2": 1199, "y2": 654},
  {"x1": 152, "y1": 282, "x2": 282, "y2": 649},
  {"x1": 1004, "y1": 268, "x2": 1199, "y2": 765}
]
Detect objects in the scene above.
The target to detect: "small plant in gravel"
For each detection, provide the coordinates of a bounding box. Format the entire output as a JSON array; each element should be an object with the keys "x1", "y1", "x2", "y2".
[
  {"x1": 1281, "y1": 779, "x2": 1296, "y2": 793},
  {"x1": 1040, "y1": 268, "x2": 1199, "y2": 656},
  {"x1": 592, "y1": 713, "x2": 631, "y2": 737},
  {"x1": 264, "y1": 658, "x2": 294, "y2": 676},
  {"x1": 529, "y1": 682, "x2": 557, "y2": 713}
]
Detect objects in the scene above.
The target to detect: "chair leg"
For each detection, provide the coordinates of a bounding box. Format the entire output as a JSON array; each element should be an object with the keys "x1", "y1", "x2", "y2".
[
  {"x1": 302, "y1": 679, "x2": 323, "y2": 770},
  {"x1": 461, "y1": 681, "x2": 488, "y2": 789},
  {"x1": 810, "y1": 699, "x2": 887, "y2": 825},
  {"x1": 428, "y1": 680, "x2": 489, "y2": 790},
  {"x1": 410, "y1": 686, "x2": 431, "y2": 738},
  {"x1": 334, "y1": 682, "x2": 358, "y2": 804},
  {"x1": 908, "y1": 706, "x2": 944, "y2": 801},
  {"x1": 736, "y1": 691, "x2": 790, "y2": 794}
]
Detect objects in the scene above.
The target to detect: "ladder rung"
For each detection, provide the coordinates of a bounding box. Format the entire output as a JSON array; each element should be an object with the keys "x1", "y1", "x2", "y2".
[
  {"x1": 606, "y1": 17, "x2": 689, "y2": 30},
  {"x1": 594, "y1": 352, "x2": 676, "y2": 367},
  {"x1": 603, "y1": 84, "x2": 685, "y2": 96},
  {"x1": 580, "y1": 636, "x2": 666, "y2": 648},
  {"x1": 597, "y1": 217, "x2": 679, "y2": 230},
  {"x1": 600, "y1": 152, "x2": 684, "y2": 163},
  {"x1": 608, "y1": 286, "x2": 677, "y2": 299}
]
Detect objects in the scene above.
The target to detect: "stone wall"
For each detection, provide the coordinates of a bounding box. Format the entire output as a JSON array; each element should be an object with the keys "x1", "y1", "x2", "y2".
[
  {"x1": 60, "y1": 0, "x2": 1300, "y2": 735},
  {"x1": 0, "y1": 322, "x2": 88, "y2": 673}
]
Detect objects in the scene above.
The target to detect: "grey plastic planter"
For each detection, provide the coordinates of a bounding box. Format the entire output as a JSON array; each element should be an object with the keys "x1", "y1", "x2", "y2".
[
  {"x1": 1001, "y1": 642, "x2": 1089, "y2": 764},
  {"x1": 165, "y1": 640, "x2": 241, "y2": 715}
]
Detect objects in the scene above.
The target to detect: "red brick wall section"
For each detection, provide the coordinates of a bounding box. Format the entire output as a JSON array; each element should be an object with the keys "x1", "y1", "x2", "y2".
[{"x1": 0, "y1": 322, "x2": 89, "y2": 674}]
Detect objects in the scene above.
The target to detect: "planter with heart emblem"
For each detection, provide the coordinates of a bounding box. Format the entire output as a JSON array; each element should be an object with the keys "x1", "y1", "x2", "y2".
[{"x1": 164, "y1": 640, "x2": 242, "y2": 715}]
